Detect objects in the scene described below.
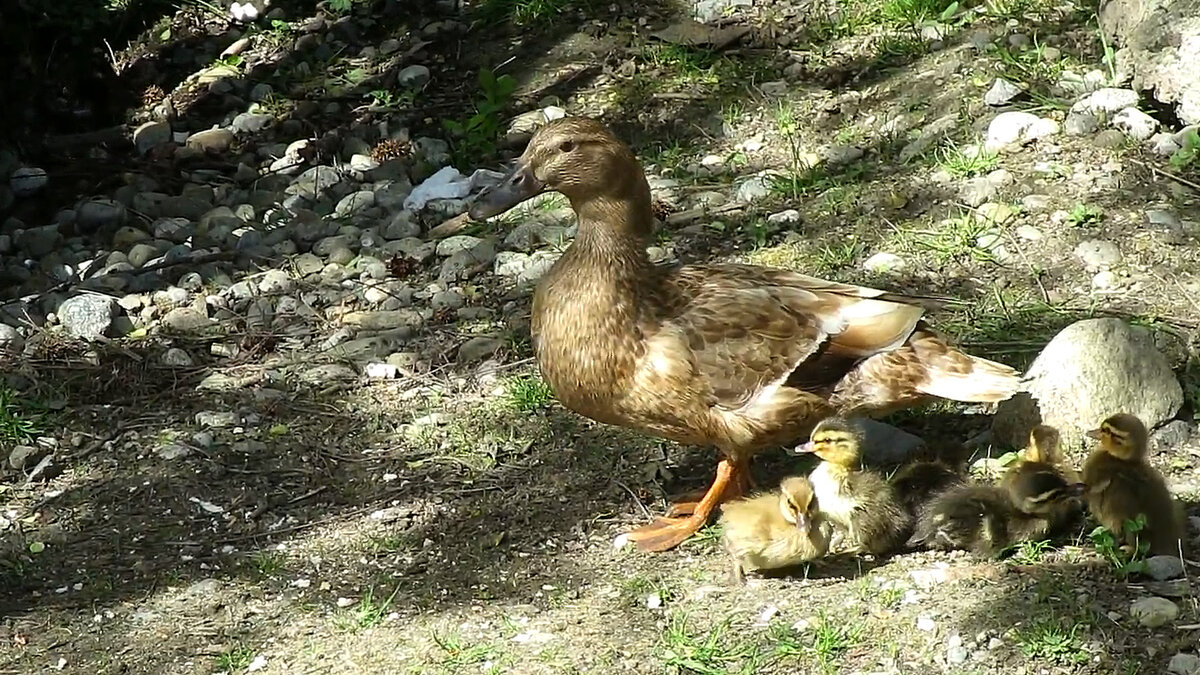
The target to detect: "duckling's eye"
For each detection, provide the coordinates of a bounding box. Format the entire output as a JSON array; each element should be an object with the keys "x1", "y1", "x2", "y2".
[{"x1": 559, "y1": 140, "x2": 576, "y2": 153}]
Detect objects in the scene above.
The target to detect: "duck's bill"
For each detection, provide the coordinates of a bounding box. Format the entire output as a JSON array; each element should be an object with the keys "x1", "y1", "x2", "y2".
[
  {"x1": 468, "y1": 160, "x2": 545, "y2": 220},
  {"x1": 793, "y1": 441, "x2": 816, "y2": 454},
  {"x1": 1084, "y1": 428, "x2": 1103, "y2": 440}
]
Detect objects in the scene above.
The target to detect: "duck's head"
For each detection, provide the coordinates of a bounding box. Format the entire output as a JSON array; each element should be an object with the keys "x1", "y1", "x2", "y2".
[
  {"x1": 1086, "y1": 413, "x2": 1149, "y2": 461},
  {"x1": 1025, "y1": 424, "x2": 1061, "y2": 463},
  {"x1": 778, "y1": 476, "x2": 817, "y2": 532},
  {"x1": 468, "y1": 117, "x2": 649, "y2": 220},
  {"x1": 796, "y1": 417, "x2": 863, "y2": 468}
]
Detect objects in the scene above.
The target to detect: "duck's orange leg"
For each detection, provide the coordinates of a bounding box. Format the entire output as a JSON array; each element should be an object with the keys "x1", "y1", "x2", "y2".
[
  {"x1": 664, "y1": 457, "x2": 753, "y2": 517},
  {"x1": 626, "y1": 458, "x2": 746, "y2": 552}
]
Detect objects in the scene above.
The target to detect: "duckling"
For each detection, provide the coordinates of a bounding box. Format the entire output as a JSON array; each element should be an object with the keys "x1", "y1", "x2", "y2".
[
  {"x1": 1002, "y1": 424, "x2": 1085, "y2": 530},
  {"x1": 890, "y1": 458, "x2": 966, "y2": 524},
  {"x1": 798, "y1": 417, "x2": 911, "y2": 555},
  {"x1": 909, "y1": 472, "x2": 1085, "y2": 558},
  {"x1": 719, "y1": 476, "x2": 833, "y2": 584},
  {"x1": 1082, "y1": 413, "x2": 1184, "y2": 556}
]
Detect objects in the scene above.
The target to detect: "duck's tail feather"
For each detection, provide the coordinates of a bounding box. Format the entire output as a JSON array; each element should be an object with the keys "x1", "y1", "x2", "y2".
[{"x1": 829, "y1": 326, "x2": 1022, "y2": 412}]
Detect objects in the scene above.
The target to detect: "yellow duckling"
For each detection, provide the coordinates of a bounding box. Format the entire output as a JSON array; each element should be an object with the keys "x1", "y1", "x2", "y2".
[
  {"x1": 1002, "y1": 424, "x2": 1084, "y2": 529},
  {"x1": 1083, "y1": 413, "x2": 1184, "y2": 556},
  {"x1": 719, "y1": 476, "x2": 832, "y2": 583},
  {"x1": 798, "y1": 417, "x2": 910, "y2": 556}
]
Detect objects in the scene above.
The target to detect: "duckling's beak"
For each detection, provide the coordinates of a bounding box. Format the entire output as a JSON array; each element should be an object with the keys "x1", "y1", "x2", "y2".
[
  {"x1": 468, "y1": 159, "x2": 545, "y2": 220},
  {"x1": 794, "y1": 512, "x2": 809, "y2": 531},
  {"x1": 793, "y1": 440, "x2": 816, "y2": 454},
  {"x1": 1085, "y1": 428, "x2": 1103, "y2": 441}
]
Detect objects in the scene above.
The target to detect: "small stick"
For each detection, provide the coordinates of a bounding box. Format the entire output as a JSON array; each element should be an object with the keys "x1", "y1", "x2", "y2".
[
  {"x1": 1131, "y1": 158, "x2": 1200, "y2": 193},
  {"x1": 427, "y1": 212, "x2": 474, "y2": 239}
]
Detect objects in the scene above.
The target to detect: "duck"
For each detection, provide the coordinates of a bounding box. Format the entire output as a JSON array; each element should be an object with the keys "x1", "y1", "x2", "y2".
[
  {"x1": 718, "y1": 475, "x2": 833, "y2": 583},
  {"x1": 1002, "y1": 424, "x2": 1084, "y2": 528},
  {"x1": 1082, "y1": 413, "x2": 1184, "y2": 557},
  {"x1": 467, "y1": 116, "x2": 1022, "y2": 552},
  {"x1": 908, "y1": 471, "x2": 1085, "y2": 557},
  {"x1": 796, "y1": 417, "x2": 911, "y2": 555}
]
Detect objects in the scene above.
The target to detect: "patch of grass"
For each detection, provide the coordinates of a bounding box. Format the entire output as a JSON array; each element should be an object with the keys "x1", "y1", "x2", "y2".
[
  {"x1": 881, "y1": 0, "x2": 955, "y2": 27},
  {"x1": 777, "y1": 611, "x2": 864, "y2": 673},
  {"x1": 245, "y1": 550, "x2": 286, "y2": 579},
  {"x1": 1015, "y1": 615, "x2": 1090, "y2": 664},
  {"x1": 1065, "y1": 203, "x2": 1103, "y2": 227},
  {"x1": 331, "y1": 586, "x2": 399, "y2": 633},
  {"x1": 0, "y1": 386, "x2": 45, "y2": 443},
  {"x1": 1089, "y1": 515, "x2": 1150, "y2": 576},
  {"x1": 443, "y1": 68, "x2": 517, "y2": 166},
  {"x1": 900, "y1": 212, "x2": 996, "y2": 264},
  {"x1": 814, "y1": 235, "x2": 865, "y2": 274},
  {"x1": 936, "y1": 141, "x2": 999, "y2": 178},
  {"x1": 477, "y1": 0, "x2": 583, "y2": 26},
  {"x1": 619, "y1": 574, "x2": 678, "y2": 607},
  {"x1": 504, "y1": 374, "x2": 555, "y2": 412},
  {"x1": 216, "y1": 645, "x2": 256, "y2": 673},
  {"x1": 1008, "y1": 538, "x2": 1053, "y2": 564},
  {"x1": 434, "y1": 631, "x2": 505, "y2": 671},
  {"x1": 658, "y1": 614, "x2": 762, "y2": 674}
]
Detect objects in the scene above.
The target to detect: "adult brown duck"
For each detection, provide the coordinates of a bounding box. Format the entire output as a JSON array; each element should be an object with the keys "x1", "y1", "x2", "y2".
[{"x1": 468, "y1": 117, "x2": 1021, "y2": 552}]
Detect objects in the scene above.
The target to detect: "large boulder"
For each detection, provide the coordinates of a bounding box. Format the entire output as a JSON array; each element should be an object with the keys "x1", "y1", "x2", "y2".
[
  {"x1": 1100, "y1": 0, "x2": 1200, "y2": 124},
  {"x1": 992, "y1": 318, "x2": 1183, "y2": 452}
]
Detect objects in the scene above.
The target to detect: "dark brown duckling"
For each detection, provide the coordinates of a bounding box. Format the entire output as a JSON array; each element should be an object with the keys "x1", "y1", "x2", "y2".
[
  {"x1": 468, "y1": 116, "x2": 1022, "y2": 553},
  {"x1": 909, "y1": 473, "x2": 1085, "y2": 558},
  {"x1": 719, "y1": 476, "x2": 833, "y2": 584},
  {"x1": 798, "y1": 417, "x2": 911, "y2": 556},
  {"x1": 890, "y1": 458, "x2": 966, "y2": 520},
  {"x1": 1002, "y1": 424, "x2": 1084, "y2": 532},
  {"x1": 1082, "y1": 413, "x2": 1184, "y2": 557}
]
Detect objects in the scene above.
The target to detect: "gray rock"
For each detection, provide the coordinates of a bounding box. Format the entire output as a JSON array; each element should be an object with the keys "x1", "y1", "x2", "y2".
[
  {"x1": 313, "y1": 234, "x2": 356, "y2": 257},
  {"x1": 436, "y1": 235, "x2": 483, "y2": 257},
  {"x1": 231, "y1": 113, "x2": 275, "y2": 134},
  {"x1": 431, "y1": 290, "x2": 466, "y2": 310},
  {"x1": 1074, "y1": 239, "x2": 1122, "y2": 268},
  {"x1": 1169, "y1": 653, "x2": 1200, "y2": 675},
  {"x1": 161, "y1": 307, "x2": 212, "y2": 333},
  {"x1": 9, "y1": 444, "x2": 42, "y2": 470},
  {"x1": 0, "y1": 324, "x2": 23, "y2": 353},
  {"x1": 993, "y1": 318, "x2": 1185, "y2": 449},
  {"x1": 153, "y1": 217, "x2": 192, "y2": 243},
  {"x1": 18, "y1": 225, "x2": 63, "y2": 257},
  {"x1": 258, "y1": 269, "x2": 294, "y2": 294},
  {"x1": 1151, "y1": 132, "x2": 1183, "y2": 156},
  {"x1": 1073, "y1": 88, "x2": 1140, "y2": 115},
  {"x1": 334, "y1": 190, "x2": 376, "y2": 218},
  {"x1": 76, "y1": 199, "x2": 127, "y2": 231},
  {"x1": 960, "y1": 176, "x2": 998, "y2": 207},
  {"x1": 1099, "y1": 0, "x2": 1200, "y2": 124},
  {"x1": 127, "y1": 243, "x2": 160, "y2": 269},
  {"x1": 397, "y1": 64, "x2": 431, "y2": 88},
  {"x1": 1094, "y1": 129, "x2": 1128, "y2": 148},
  {"x1": 735, "y1": 174, "x2": 773, "y2": 202},
  {"x1": 341, "y1": 310, "x2": 422, "y2": 330},
  {"x1": 457, "y1": 336, "x2": 503, "y2": 365},
  {"x1": 186, "y1": 128, "x2": 236, "y2": 154},
  {"x1": 58, "y1": 294, "x2": 118, "y2": 340},
  {"x1": 1144, "y1": 555, "x2": 1185, "y2": 581},
  {"x1": 287, "y1": 166, "x2": 341, "y2": 199},
  {"x1": 1152, "y1": 420, "x2": 1192, "y2": 451},
  {"x1": 10, "y1": 167, "x2": 48, "y2": 197},
  {"x1": 1130, "y1": 596, "x2": 1178, "y2": 627},
  {"x1": 1113, "y1": 107, "x2": 1159, "y2": 140},
  {"x1": 822, "y1": 144, "x2": 864, "y2": 165},
  {"x1": 299, "y1": 363, "x2": 358, "y2": 385},
  {"x1": 0, "y1": 234, "x2": 10, "y2": 253},
  {"x1": 161, "y1": 347, "x2": 195, "y2": 367},
  {"x1": 293, "y1": 252, "x2": 325, "y2": 277},
  {"x1": 1065, "y1": 110, "x2": 1101, "y2": 136},
  {"x1": 440, "y1": 239, "x2": 496, "y2": 282},
  {"x1": 133, "y1": 121, "x2": 172, "y2": 154},
  {"x1": 984, "y1": 77, "x2": 1024, "y2": 106},
  {"x1": 383, "y1": 212, "x2": 420, "y2": 240},
  {"x1": 494, "y1": 250, "x2": 559, "y2": 284}
]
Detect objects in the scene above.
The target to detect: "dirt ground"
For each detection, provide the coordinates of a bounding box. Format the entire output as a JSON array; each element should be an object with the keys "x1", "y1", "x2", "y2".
[{"x1": 2, "y1": 0, "x2": 1200, "y2": 673}]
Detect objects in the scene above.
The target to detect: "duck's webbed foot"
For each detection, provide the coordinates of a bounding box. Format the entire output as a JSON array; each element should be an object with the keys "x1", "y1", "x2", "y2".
[{"x1": 626, "y1": 457, "x2": 749, "y2": 552}]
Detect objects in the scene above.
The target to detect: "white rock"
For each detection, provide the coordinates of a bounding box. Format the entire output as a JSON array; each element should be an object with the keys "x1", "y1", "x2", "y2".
[
  {"x1": 1074, "y1": 239, "x2": 1122, "y2": 268},
  {"x1": 984, "y1": 78, "x2": 1023, "y2": 106},
  {"x1": 133, "y1": 121, "x2": 172, "y2": 155},
  {"x1": 863, "y1": 252, "x2": 906, "y2": 273},
  {"x1": 1113, "y1": 107, "x2": 1159, "y2": 141},
  {"x1": 1091, "y1": 270, "x2": 1118, "y2": 290},
  {"x1": 993, "y1": 318, "x2": 1185, "y2": 447},
  {"x1": 985, "y1": 112, "x2": 1058, "y2": 152},
  {"x1": 1169, "y1": 653, "x2": 1200, "y2": 675},
  {"x1": 1073, "y1": 88, "x2": 1140, "y2": 115},
  {"x1": 766, "y1": 209, "x2": 801, "y2": 225}
]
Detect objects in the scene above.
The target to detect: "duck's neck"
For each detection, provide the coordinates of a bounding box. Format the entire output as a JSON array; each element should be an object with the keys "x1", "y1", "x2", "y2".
[{"x1": 568, "y1": 193, "x2": 656, "y2": 280}]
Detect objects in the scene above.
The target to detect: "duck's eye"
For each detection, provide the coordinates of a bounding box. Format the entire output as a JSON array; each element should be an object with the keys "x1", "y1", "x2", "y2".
[{"x1": 559, "y1": 140, "x2": 576, "y2": 153}]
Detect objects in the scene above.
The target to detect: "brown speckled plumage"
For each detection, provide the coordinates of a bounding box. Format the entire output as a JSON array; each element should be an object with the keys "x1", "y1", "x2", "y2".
[{"x1": 468, "y1": 117, "x2": 1023, "y2": 552}]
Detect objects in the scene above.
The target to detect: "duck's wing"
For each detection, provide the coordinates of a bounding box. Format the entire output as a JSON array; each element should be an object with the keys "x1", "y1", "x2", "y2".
[{"x1": 662, "y1": 263, "x2": 927, "y2": 410}]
